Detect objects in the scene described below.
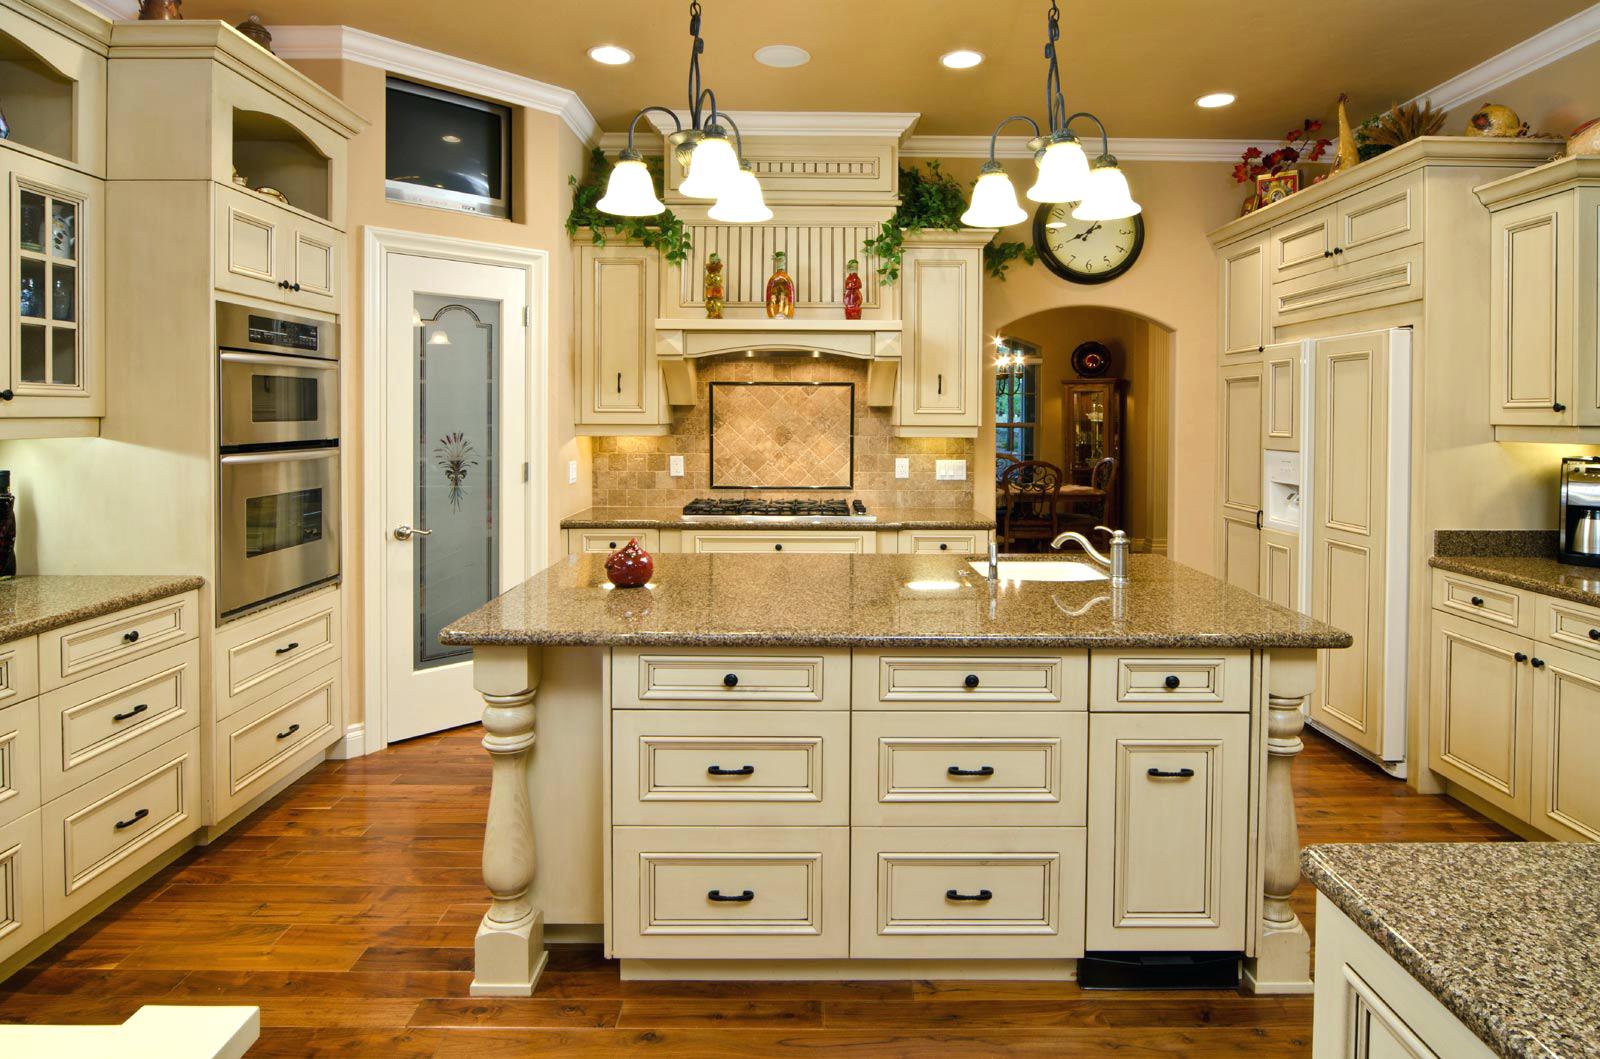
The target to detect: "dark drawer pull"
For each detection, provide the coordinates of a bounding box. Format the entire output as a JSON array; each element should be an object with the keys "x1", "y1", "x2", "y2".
[
  {"x1": 276, "y1": 723, "x2": 301, "y2": 740},
  {"x1": 275, "y1": 642, "x2": 300, "y2": 656},
  {"x1": 963, "y1": 673, "x2": 980, "y2": 689},
  {"x1": 112, "y1": 703, "x2": 149, "y2": 723},
  {"x1": 1147, "y1": 767, "x2": 1196, "y2": 779},
  {"x1": 123, "y1": 629, "x2": 141, "y2": 644},
  {"x1": 1164, "y1": 675, "x2": 1181, "y2": 689},
  {"x1": 1589, "y1": 629, "x2": 1599, "y2": 641},
  {"x1": 947, "y1": 765, "x2": 995, "y2": 777},
  {"x1": 774, "y1": 543, "x2": 783, "y2": 551},
  {"x1": 1515, "y1": 652, "x2": 1528, "y2": 663},
  {"x1": 939, "y1": 542, "x2": 949, "y2": 551},
  {"x1": 0, "y1": 389, "x2": 12, "y2": 401},
  {"x1": 722, "y1": 673, "x2": 739, "y2": 688},
  {"x1": 707, "y1": 889, "x2": 755, "y2": 903},
  {"x1": 114, "y1": 808, "x2": 150, "y2": 830},
  {"x1": 1531, "y1": 657, "x2": 1546, "y2": 669},
  {"x1": 707, "y1": 764, "x2": 755, "y2": 776},
  {"x1": 1470, "y1": 596, "x2": 1485, "y2": 607},
  {"x1": 1554, "y1": 402, "x2": 1567, "y2": 413},
  {"x1": 945, "y1": 889, "x2": 993, "y2": 902},
  {"x1": 609, "y1": 542, "x2": 618, "y2": 549}
]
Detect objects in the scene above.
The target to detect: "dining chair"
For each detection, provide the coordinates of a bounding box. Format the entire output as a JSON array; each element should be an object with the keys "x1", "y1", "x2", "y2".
[
  {"x1": 995, "y1": 452, "x2": 1020, "y2": 484},
  {"x1": 999, "y1": 460, "x2": 1065, "y2": 552},
  {"x1": 1060, "y1": 456, "x2": 1119, "y2": 534}
]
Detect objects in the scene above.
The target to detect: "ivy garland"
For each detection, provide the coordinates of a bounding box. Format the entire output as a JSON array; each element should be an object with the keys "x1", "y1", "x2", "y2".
[{"x1": 565, "y1": 147, "x2": 693, "y2": 264}]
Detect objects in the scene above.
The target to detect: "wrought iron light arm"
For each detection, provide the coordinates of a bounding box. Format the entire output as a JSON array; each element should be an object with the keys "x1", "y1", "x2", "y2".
[
  {"x1": 1063, "y1": 110, "x2": 1114, "y2": 164},
  {"x1": 620, "y1": 105, "x2": 683, "y2": 159},
  {"x1": 981, "y1": 114, "x2": 1044, "y2": 172}
]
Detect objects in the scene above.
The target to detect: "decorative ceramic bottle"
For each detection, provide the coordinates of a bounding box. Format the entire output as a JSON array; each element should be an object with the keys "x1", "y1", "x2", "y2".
[
  {"x1": 605, "y1": 538, "x2": 654, "y2": 588},
  {"x1": 842, "y1": 258, "x2": 863, "y2": 320},
  {"x1": 0, "y1": 471, "x2": 15, "y2": 581},
  {"x1": 704, "y1": 252, "x2": 725, "y2": 319},
  {"x1": 765, "y1": 250, "x2": 795, "y2": 319}
]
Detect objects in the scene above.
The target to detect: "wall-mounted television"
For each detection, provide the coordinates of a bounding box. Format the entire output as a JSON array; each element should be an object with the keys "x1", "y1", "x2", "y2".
[{"x1": 385, "y1": 77, "x2": 511, "y2": 219}]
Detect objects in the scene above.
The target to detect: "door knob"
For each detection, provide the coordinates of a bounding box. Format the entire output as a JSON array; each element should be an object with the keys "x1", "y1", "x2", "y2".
[{"x1": 393, "y1": 524, "x2": 433, "y2": 541}]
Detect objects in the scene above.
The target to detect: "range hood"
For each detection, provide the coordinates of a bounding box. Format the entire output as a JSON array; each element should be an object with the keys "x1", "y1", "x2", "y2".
[{"x1": 655, "y1": 318, "x2": 902, "y2": 407}]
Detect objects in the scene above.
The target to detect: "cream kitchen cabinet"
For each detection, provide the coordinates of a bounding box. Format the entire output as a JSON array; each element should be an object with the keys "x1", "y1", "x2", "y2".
[
  {"x1": 1217, "y1": 358, "x2": 1264, "y2": 594},
  {"x1": 213, "y1": 183, "x2": 340, "y2": 313},
  {"x1": 896, "y1": 240, "x2": 981, "y2": 435},
  {"x1": 1476, "y1": 157, "x2": 1600, "y2": 431},
  {"x1": 1529, "y1": 642, "x2": 1600, "y2": 841},
  {"x1": 1220, "y1": 235, "x2": 1268, "y2": 358},
  {"x1": 574, "y1": 240, "x2": 663, "y2": 434},
  {"x1": 1428, "y1": 610, "x2": 1532, "y2": 820},
  {"x1": 681, "y1": 529, "x2": 877, "y2": 554}
]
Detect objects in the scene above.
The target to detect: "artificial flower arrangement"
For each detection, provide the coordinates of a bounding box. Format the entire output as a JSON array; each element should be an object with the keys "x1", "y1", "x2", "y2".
[{"x1": 1232, "y1": 119, "x2": 1333, "y2": 213}]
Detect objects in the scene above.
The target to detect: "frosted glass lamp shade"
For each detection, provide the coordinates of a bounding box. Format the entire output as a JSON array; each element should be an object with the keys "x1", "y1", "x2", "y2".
[
  {"x1": 708, "y1": 164, "x2": 772, "y2": 223},
  {"x1": 1071, "y1": 162, "x2": 1142, "y2": 221},
  {"x1": 678, "y1": 131, "x2": 740, "y2": 199},
  {"x1": 961, "y1": 168, "x2": 1027, "y2": 228},
  {"x1": 595, "y1": 157, "x2": 665, "y2": 216},
  {"x1": 1026, "y1": 137, "x2": 1090, "y2": 203}
]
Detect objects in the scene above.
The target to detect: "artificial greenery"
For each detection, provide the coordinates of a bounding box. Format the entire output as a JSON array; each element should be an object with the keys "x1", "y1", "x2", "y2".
[
  {"x1": 862, "y1": 161, "x2": 1037, "y2": 284},
  {"x1": 983, "y1": 239, "x2": 1037, "y2": 282},
  {"x1": 566, "y1": 147, "x2": 693, "y2": 264}
]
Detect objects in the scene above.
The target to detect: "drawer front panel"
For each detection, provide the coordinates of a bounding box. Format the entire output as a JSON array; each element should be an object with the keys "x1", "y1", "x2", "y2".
[
  {"x1": 1090, "y1": 650, "x2": 1251, "y2": 711},
  {"x1": 1432, "y1": 572, "x2": 1527, "y2": 634},
  {"x1": 1538, "y1": 596, "x2": 1600, "y2": 659},
  {"x1": 219, "y1": 590, "x2": 341, "y2": 720},
  {"x1": 1271, "y1": 244, "x2": 1421, "y2": 326},
  {"x1": 682, "y1": 530, "x2": 876, "y2": 554},
  {"x1": 41, "y1": 592, "x2": 198, "y2": 691},
  {"x1": 43, "y1": 728, "x2": 200, "y2": 922},
  {"x1": 613, "y1": 647, "x2": 848, "y2": 709},
  {"x1": 225, "y1": 664, "x2": 339, "y2": 799},
  {"x1": 850, "y1": 826, "x2": 1087, "y2": 958},
  {"x1": 612, "y1": 710, "x2": 849, "y2": 825},
  {"x1": 612, "y1": 826, "x2": 849, "y2": 958},
  {"x1": 852, "y1": 711, "x2": 1087, "y2": 826},
  {"x1": 857, "y1": 650, "x2": 1087, "y2": 710},
  {"x1": 43, "y1": 640, "x2": 199, "y2": 801},
  {"x1": 1337, "y1": 171, "x2": 1423, "y2": 262},
  {"x1": 572, "y1": 528, "x2": 661, "y2": 555},
  {"x1": 0, "y1": 811, "x2": 44, "y2": 964},
  {"x1": 0, "y1": 698, "x2": 40, "y2": 829},
  {"x1": 897, "y1": 530, "x2": 988, "y2": 555},
  {"x1": 0, "y1": 637, "x2": 38, "y2": 708}
]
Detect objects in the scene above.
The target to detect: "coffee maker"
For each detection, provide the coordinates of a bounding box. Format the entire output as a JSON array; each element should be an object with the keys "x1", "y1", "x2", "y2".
[{"x1": 1560, "y1": 457, "x2": 1600, "y2": 566}]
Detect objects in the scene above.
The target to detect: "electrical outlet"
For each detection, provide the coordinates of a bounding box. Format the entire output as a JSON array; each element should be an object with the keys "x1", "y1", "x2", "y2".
[
  {"x1": 669, "y1": 454, "x2": 685, "y2": 477},
  {"x1": 567, "y1": 460, "x2": 577, "y2": 485},
  {"x1": 895, "y1": 457, "x2": 910, "y2": 479},
  {"x1": 936, "y1": 459, "x2": 967, "y2": 481}
]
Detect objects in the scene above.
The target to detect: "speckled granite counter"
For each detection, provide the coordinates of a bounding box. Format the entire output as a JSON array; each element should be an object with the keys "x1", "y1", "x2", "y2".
[
  {"x1": 442, "y1": 552, "x2": 1350, "y2": 649},
  {"x1": 559, "y1": 505, "x2": 995, "y2": 531},
  {"x1": 1303, "y1": 843, "x2": 1600, "y2": 1059},
  {"x1": 1429, "y1": 554, "x2": 1600, "y2": 610},
  {"x1": 0, "y1": 574, "x2": 204, "y2": 643}
]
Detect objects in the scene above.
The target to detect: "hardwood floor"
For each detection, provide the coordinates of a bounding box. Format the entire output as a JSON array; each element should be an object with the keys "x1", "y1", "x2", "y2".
[{"x1": 0, "y1": 725, "x2": 1512, "y2": 1056}]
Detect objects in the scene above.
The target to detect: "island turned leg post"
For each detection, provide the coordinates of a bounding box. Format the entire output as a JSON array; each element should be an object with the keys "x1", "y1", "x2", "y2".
[
  {"x1": 1245, "y1": 647, "x2": 1316, "y2": 995},
  {"x1": 470, "y1": 645, "x2": 547, "y2": 996}
]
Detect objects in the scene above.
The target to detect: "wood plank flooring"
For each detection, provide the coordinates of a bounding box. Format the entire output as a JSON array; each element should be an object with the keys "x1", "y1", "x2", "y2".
[{"x1": 0, "y1": 725, "x2": 1512, "y2": 1056}]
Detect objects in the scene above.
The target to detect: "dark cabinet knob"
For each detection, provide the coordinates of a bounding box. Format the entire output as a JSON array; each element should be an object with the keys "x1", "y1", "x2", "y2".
[
  {"x1": 707, "y1": 889, "x2": 755, "y2": 903},
  {"x1": 112, "y1": 703, "x2": 149, "y2": 723},
  {"x1": 1164, "y1": 675, "x2": 1181, "y2": 689},
  {"x1": 1515, "y1": 652, "x2": 1528, "y2": 663},
  {"x1": 1147, "y1": 767, "x2": 1197, "y2": 779},
  {"x1": 722, "y1": 673, "x2": 739, "y2": 688},
  {"x1": 291, "y1": 283, "x2": 302, "y2": 292},
  {"x1": 963, "y1": 673, "x2": 980, "y2": 689},
  {"x1": 123, "y1": 629, "x2": 140, "y2": 643},
  {"x1": 1470, "y1": 597, "x2": 1484, "y2": 607},
  {"x1": 774, "y1": 543, "x2": 783, "y2": 551},
  {"x1": 1332, "y1": 246, "x2": 1344, "y2": 255},
  {"x1": 1589, "y1": 629, "x2": 1599, "y2": 641},
  {"x1": 945, "y1": 889, "x2": 994, "y2": 902},
  {"x1": 707, "y1": 764, "x2": 755, "y2": 776},
  {"x1": 1554, "y1": 402, "x2": 1567, "y2": 412},
  {"x1": 1257, "y1": 345, "x2": 1265, "y2": 353},
  {"x1": 609, "y1": 542, "x2": 618, "y2": 549},
  {"x1": 1531, "y1": 657, "x2": 1547, "y2": 669},
  {"x1": 939, "y1": 543, "x2": 949, "y2": 551},
  {"x1": 1322, "y1": 250, "x2": 1334, "y2": 258},
  {"x1": 947, "y1": 765, "x2": 995, "y2": 777},
  {"x1": 0, "y1": 389, "x2": 12, "y2": 401}
]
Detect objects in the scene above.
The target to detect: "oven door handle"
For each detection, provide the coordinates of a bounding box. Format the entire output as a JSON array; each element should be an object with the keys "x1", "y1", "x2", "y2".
[
  {"x1": 220, "y1": 448, "x2": 339, "y2": 466},
  {"x1": 220, "y1": 351, "x2": 339, "y2": 371}
]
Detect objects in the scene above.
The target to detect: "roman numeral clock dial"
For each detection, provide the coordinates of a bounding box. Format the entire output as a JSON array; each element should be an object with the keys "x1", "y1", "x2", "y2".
[{"x1": 1032, "y1": 203, "x2": 1145, "y2": 284}]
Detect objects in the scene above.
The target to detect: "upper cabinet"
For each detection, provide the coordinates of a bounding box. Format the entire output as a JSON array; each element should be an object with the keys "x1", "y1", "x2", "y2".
[
  {"x1": 1475, "y1": 157, "x2": 1600, "y2": 435},
  {"x1": 896, "y1": 236, "x2": 982, "y2": 436},
  {"x1": 1219, "y1": 236, "x2": 1266, "y2": 357},
  {"x1": 0, "y1": 0, "x2": 109, "y2": 178},
  {"x1": 574, "y1": 241, "x2": 663, "y2": 435}
]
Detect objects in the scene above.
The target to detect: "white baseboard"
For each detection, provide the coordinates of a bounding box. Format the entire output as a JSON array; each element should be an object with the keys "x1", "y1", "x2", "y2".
[{"x1": 326, "y1": 722, "x2": 369, "y2": 759}]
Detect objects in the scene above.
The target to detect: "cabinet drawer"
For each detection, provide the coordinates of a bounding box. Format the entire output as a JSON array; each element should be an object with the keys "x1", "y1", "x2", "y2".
[
  {"x1": 612, "y1": 710, "x2": 848, "y2": 825},
  {"x1": 41, "y1": 640, "x2": 199, "y2": 802},
  {"x1": 218, "y1": 662, "x2": 340, "y2": 815},
  {"x1": 39, "y1": 591, "x2": 198, "y2": 692},
  {"x1": 1271, "y1": 244, "x2": 1421, "y2": 326},
  {"x1": 1269, "y1": 205, "x2": 1335, "y2": 281},
  {"x1": 852, "y1": 711, "x2": 1087, "y2": 826},
  {"x1": 42, "y1": 728, "x2": 200, "y2": 922},
  {"x1": 612, "y1": 826, "x2": 849, "y2": 958},
  {"x1": 1537, "y1": 595, "x2": 1600, "y2": 659},
  {"x1": 612, "y1": 647, "x2": 849, "y2": 709},
  {"x1": 1432, "y1": 571, "x2": 1530, "y2": 635},
  {"x1": 850, "y1": 826, "x2": 1086, "y2": 959},
  {"x1": 0, "y1": 637, "x2": 38, "y2": 708},
  {"x1": 0, "y1": 698, "x2": 40, "y2": 829},
  {"x1": 854, "y1": 649, "x2": 1087, "y2": 709},
  {"x1": 215, "y1": 587, "x2": 340, "y2": 720},
  {"x1": 571, "y1": 528, "x2": 661, "y2": 555},
  {"x1": 681, "y1": 530, "x2": 876, "y2": 554},
  {"x1": 897, "y1": 530, "x2": 988, "y2": 555},
  {"x1": 1086, "y1": 713, "x2": 1250, "y2": 951},
  {"x1": 0, "y1": 810, "x2": 44, "y2": 965},
  {"x1": 1090, "y1": 650, "x2": 1251, "y2": 711}
]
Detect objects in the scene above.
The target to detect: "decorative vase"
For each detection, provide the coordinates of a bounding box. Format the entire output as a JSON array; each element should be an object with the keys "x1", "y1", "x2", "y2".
[
  {"x1": 1331, "y1": 93, "x2": 1360, "y2": 175},
  {"x1": 765, "y1": 250, "x2": 795, "y2": 320},
  {"x1": 137, "y1": 0, "x2": 183, "y2": 19},
  {"x1": 703, "y1": 252, "x2": 725, "y2": 320},
  {"x1": 1567, "y1": 117, "x2": 1600, "y2": 157},
  {"x1": 842, "y1": 258, "x2": 862, "y2": 320},
  {"x1": 235, "y1": 14, "x2": 274, "y2": 52},
  {"x1": 1466, "y1": 103, "x2": 1528, "y2": 138},
  {"x1": 605, "y1": 538, "x2": 654, "y2": 588}
]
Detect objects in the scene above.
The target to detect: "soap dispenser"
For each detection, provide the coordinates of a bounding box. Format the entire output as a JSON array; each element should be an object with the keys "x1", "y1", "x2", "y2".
[{"x1": 0, "y1": 470, "x2": 14, "y2": 580}]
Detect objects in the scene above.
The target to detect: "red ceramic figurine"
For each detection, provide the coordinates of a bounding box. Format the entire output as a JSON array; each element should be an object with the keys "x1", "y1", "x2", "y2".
[
  {"x1": 605, "y1": 538, "x2": 654, "y2": 588},
  {"x1": 842, "y1": 258, "x2": 863, "y2": 320}
]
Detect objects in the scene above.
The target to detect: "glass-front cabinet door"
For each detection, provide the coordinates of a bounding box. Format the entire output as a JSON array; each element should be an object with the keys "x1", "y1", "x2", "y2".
[
  {"x1": 1, "y1": 155, "x2": 103, "y2": 422},
  {"x1": 1062, "y1": 378, "x2": 1126, "y2": 485}
]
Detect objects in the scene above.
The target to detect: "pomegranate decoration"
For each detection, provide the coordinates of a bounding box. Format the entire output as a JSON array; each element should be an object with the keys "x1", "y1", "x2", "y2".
[{"x1": 605, "y1": 538, "x2": 654, "y2": 588}]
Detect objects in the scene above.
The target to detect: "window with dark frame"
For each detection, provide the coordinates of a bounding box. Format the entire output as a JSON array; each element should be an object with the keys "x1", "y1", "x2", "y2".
[{"x1": 995, "y1": 339, "x2": 1040, "y2": 464}]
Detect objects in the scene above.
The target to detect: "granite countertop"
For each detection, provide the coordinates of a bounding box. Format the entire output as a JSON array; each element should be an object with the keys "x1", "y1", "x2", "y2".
[
  {"x1": 1429, "y1": 554, "x2": 1600, "y2": 610},
  {"x1": 0, "y1": 574, "x2": 205, "y2": 643},
  {"x1": 1303, "y1": 843, "x2": 1600, "y2": 1059},
  {"x1": 559, "y1": 505, "x2": 996, "y2": 531},
  {"x1": 441, "y1": 552, "x2": 1351, "y2": 649}
]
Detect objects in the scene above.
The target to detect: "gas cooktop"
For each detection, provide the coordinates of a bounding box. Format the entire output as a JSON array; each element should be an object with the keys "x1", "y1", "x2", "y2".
[{"x1": 680, "y1": 498, "x2": 876, "y2": 523}]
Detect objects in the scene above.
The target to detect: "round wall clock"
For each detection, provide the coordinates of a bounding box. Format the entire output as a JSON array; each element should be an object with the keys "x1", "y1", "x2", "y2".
[{"x1": 1032, "y1": 203, "x2": 1145, "y2": 284}]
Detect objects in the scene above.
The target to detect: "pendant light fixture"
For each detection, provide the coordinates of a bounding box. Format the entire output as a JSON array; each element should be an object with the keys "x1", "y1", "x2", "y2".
[
  {"x1": 598, "y1": 1, "x2": 766, "y2": 220},
  {"x1": 961, "y1": 0, "x2": 1140, "y2": 228}
]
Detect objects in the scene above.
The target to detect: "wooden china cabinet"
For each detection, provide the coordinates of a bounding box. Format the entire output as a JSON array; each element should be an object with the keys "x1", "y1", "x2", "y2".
[{"x1": 1062, "y1": 378, "x2": 1125, "y2": 525}]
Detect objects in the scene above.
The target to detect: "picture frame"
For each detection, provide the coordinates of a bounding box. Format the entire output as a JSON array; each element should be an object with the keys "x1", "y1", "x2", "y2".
[{"x1": 1255, "y1": 170, "x2": 1300, "y2": 209}]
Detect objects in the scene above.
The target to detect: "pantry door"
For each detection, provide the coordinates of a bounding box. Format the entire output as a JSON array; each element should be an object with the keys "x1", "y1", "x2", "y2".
[{"x1": 376, "y1": 239, "x2": 540, "y2": 744}]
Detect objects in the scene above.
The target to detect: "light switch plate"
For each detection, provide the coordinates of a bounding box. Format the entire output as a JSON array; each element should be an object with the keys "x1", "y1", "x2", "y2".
[
  {"x1": 669, "y1": 454, "x2": 685, "y2": 477},
  {"x1": 895, "y1": 457, "x2": 910, "y2": 479},
  {"x1": 567, "y1": 460, "x2": 577, "y2": 485},
  {"x1": 936, "y1": 459, "x2": 967, "y2": 481}
]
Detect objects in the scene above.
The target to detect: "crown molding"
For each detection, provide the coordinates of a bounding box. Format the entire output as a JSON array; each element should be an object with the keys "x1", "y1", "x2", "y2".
[
  {"x1": 640, "y1": 110, "x2": 921, "y2": 140},
  {"x1": 75, "y1": 0, "x2": 136, "y2": 18},
  {"x1": 270, "y1": 25, "x2": 599, "y2": 143},
  {"x1": 1410, "y1": 2, "x2": 1600, "y2": 113},
  {"x1": 900, "y1": 135, "x2": 1264, "y2": 163}
]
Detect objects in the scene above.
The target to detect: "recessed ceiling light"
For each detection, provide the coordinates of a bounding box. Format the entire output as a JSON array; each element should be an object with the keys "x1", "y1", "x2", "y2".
[
  {"x1": 588, "y1": 44, "x2": 634, "y2": 66},
  {"x1": 1195, "y1": 92, "x2": 1236, "y2": 109},
  {"x1": 755, "y1": 44, "x2": 810, "y2": 68},
  {"x1": 940, "y1": 49, "x2": 984, "y2": 69}
]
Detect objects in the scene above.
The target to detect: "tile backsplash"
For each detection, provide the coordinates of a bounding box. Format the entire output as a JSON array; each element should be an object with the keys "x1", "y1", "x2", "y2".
[
  {"x1": 591, "y1": 353, "x2": 976, "y2": 510},
  {"x1": 710, "y1": 381, "x2": 854, "y2": 489}
]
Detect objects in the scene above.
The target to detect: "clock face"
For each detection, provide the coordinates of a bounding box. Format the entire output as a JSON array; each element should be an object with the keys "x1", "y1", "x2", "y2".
[{"x1": 1033, "y1": 204, "x2": 1145, "y2": 284}]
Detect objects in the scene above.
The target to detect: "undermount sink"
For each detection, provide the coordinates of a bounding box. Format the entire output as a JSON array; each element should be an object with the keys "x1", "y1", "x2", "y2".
[{"x1": 969, "y1": 560, "x2": 1108, "y2": 582}]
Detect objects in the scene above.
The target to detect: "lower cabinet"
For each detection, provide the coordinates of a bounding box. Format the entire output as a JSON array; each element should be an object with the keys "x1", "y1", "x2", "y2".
[
  {"x1": 0, "y1": 811, "x2": 44, "y2": 964},
  {"x1": 681, "y1": 530, "x2": 877, "y2": 554},
  {"x1": 566, "y1": 527, "x2": 991, "y2": 557},
  {"x1": 213, "y1": 661, "x2": 339, "y2": 823},
  {"x1": 1530, "y1": 644, "x2": 1600, "y2": 841},
  {"x1": 1427, "y1": 611, "x2": 1532, "y2": 819}
]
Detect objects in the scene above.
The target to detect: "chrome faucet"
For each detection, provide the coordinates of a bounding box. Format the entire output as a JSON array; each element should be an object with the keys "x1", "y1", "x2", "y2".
[{"x1": 1051, "y1": 526, "x2": 1130, "y2": 587}]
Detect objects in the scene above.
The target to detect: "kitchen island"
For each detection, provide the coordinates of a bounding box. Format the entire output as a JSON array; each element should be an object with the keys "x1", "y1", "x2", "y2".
[{"x1": 441, "y1": 552, "x2": 1350, "y2": 997}]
